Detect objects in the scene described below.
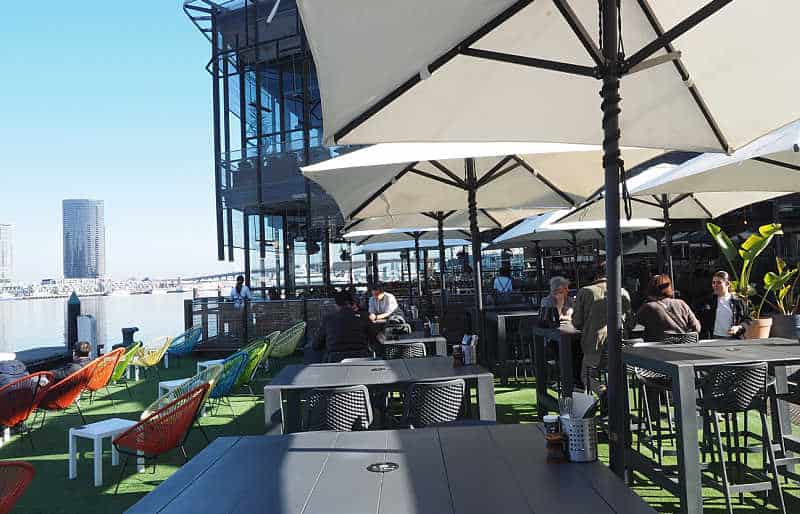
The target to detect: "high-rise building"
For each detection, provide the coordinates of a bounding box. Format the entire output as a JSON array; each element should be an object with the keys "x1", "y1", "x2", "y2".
[
  {"x1": 0, "y1": 224, "x2": 12, "y2": 282},
  {"x1": 63, "y1": 199, "x2": 106, "y2": 279}
]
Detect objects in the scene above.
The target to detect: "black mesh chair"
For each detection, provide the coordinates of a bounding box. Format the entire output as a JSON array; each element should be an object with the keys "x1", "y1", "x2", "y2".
[
  {"x1": 662, "y1": 331, "x2": 699, "y2": 345},
  {"x1": 301, "y1": 385, "x2": 373, "y2": 432},
  {"x1": 402, "y1": 379, "x2": 466, "y2": 428},
  {"x1": 699, "y1": 363, "x2": 786, "y2": 514},
  {"x1": 384, "y1": 342, "x2": 426, "y2": 360}
]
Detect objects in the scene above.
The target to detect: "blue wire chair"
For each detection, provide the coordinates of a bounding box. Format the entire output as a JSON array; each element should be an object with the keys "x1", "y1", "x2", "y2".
[
  {"x1": 206, "y1": 351, "x2": 248, "y2": 425},
  {"x1": 167, "y1": 327, "x2": 203, "y2": 359}
]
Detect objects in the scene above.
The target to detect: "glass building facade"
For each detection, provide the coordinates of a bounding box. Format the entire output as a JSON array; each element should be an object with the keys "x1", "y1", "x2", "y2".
[
  {"x1": 0, "y1": 224, "x2": 12, "y2": 283},
  {"x1": 62, "y1": 199, "x2": 106, "y2": 279},
  {"x1": 184, "y1": 0, "x2": 365, "y2": 298}
]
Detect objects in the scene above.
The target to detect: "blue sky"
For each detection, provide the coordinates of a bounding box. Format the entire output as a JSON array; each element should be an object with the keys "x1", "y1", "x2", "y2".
[{"x1": 0, "y1": 1, "x2": 237, "y2": 281}]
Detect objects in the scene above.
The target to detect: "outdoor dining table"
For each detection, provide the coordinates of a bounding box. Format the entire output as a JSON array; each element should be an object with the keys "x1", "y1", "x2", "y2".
[
  {"x1": 125, "y1": 423, "x2": 656, "y2": 514},
  {"x1": 532, "y1": 322, "x2": 581, "y2": 418},
  {"x1": 383, "y1": 335, "x2": 448, "y2": 356},
  {"x1": 263, "y1": 356, "x2": 495, "y2": 434},
  {"x1": 484, "y1": 309, "x2": 539, "y2": 385},
  {"x1": 622, "y1": 337, "x2": 800, "y2": 514}
]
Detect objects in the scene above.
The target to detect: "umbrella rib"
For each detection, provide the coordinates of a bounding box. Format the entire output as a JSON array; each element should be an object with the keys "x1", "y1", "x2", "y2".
[
  {"x1": 689, "y1": 194, "x2": 714, "y2": 219},
  {"x1": 630, "y1": 197, "x2": 661, "y2": 208},
  {"x1": 332, "y1": 0, "x2": 534, "y2": 143},
  {"x1": 428, "y1": 160, "x2": 468, "y2": 187},
  {"x1": 479, "y1": 209, "x2": 502, "y2": 229},
  {"x1": 551, "y1": 0, "x2": 604, "y2": 66},
  {"x1": 667, "y1": 193, "x2": 691, "y2": 208},
  {"x1": 753, "y1": 156, "x2": 800, "y2": 172},
  {"x1": 633, "y1": 0, "x2": 730, "y2": 153},
  {"x1": 625, "y1": 0, "x2": 733, "y2": 71},
  {"x1": 477, "y1": 162, "x2": 521, "y2": 188},
  {"x1": 343, "y1": 218, "x2": 365, "y2": 232},
  {"x1": 460, "y1": 47, "x2": 598, "y2": 78},
  {"x1": 346, "y1": 161, "x2": 418, "y2": 220},
  {"x1": 409, "y1": 167, "x2": 467, "y2": 190},
  {"x1": 513, "y1": 156, "x2": 577, "y2": 207},
  {"x1": 476, "y1": 155, "x2": 519, "y2": 187}
]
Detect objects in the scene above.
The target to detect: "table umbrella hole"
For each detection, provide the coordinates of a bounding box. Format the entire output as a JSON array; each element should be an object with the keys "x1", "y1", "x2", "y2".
[
  {"x1": 367, "y1": 462, "x2": 399, "y2": 473},
  {"x1": 370, "y1": 367, "x2": 387, "y2": 372}
]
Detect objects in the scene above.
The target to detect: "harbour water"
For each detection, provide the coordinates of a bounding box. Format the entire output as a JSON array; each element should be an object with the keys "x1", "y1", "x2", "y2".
[{"x1": 0, "y1": 292, "x2": 193, "y2": 354}]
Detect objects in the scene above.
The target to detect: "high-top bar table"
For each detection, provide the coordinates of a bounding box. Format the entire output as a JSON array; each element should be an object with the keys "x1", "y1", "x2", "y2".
[
  {"x1": 264, "y1": 356, "x2": 495, "y2": 433},
  {"x1": 126, "y1": 424, "x2": 656, "y2": 514},
  {"x1": 532, "y1": 323, "x2": 581, "y2": 418},
  {"x1": 623, "y1": 338, "x2": 800, "y2": 514},
  {"x1": 484, "y1": 309, "x2": 539, "y2": 384}
]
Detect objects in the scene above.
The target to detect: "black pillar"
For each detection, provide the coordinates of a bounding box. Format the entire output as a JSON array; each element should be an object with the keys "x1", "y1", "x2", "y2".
[
  {"x1": 437, "y1": 214, "x2": 448, "y2": 318},
  {"x1": 413, "y1": 234, "x2": 423, "y2": 297},
  {"x1": 243, "y1": 210, "x2": 251, "y2": 288},
  {"x1": 371, "y1": 253, "x2": 379, "y2": 284},
  {"x1": 571, "y1": 232, "x2": 580, "y2": 288},
  {"x1": 662, "y1": 195, "x2": 675, "y2": 281},
  {"x1": 282, "y1": 216, "x2": 294, "y2": 298},
  {"x1": 67, "y1": 292, "x2": 81, "y2": 353},
  {"x1": 211, "y1": 19, "x2": 225, "y2": 261},
  {"x1": 322, "y1": 219, "x2": 331, "y2": 292},
  {"x1": 466, "y1": 158, "x2": 484, "y2": 348},
  {"x1": 601, "y1": 0, "x2": 625, "y2": 477},
  {"x1": 535, "y1": 242, "x2": 543, "y2": 305}
]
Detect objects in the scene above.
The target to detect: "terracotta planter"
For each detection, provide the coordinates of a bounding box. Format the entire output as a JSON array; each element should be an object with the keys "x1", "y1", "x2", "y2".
[
  {"x1": 745, "y1": 317, "x2": 773, "y2": 339},
  {"x1": 770, "y1": 314, "x2": 800, "y2": 340}
]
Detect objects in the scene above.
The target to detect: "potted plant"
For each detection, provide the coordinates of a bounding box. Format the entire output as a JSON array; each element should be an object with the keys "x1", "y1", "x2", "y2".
[
  {"x1": 763, "y1": 257, "x2": 800, "y2": 340},
  {"x1": 706, "y1": 222, "x2": 783, "y2": 339}
]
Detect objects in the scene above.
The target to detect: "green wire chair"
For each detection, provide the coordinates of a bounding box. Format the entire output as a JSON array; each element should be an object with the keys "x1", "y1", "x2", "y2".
[
  {"x1": 236, "y1": 331, "x2": 280, "y2": 394},
  {"x1": 263, "y1": 322, "x2": 306, "y2": 372},
  {"x1": 107, "y1": 342, "x2": 143, "y2": 398}
]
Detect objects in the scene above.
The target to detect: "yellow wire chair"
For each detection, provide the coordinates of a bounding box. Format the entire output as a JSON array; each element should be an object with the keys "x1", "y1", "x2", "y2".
[
  {"x1": 263, "y1": 322, "x2": 306, "y2": 373},
  {"x1": 129, "y1": 337, "x2": 172, "y2": 380}
]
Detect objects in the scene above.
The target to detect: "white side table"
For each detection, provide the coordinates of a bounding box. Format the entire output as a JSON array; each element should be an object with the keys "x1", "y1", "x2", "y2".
[
  {"x1": 68, "y1": 418, "x2": 142, "y2": 487},
  {"x1": 157, "y1": 378, "x2": 190, "y2": 398},
  {"x1": 197, "y1": 359, "x2": 224, "y2": 375}
]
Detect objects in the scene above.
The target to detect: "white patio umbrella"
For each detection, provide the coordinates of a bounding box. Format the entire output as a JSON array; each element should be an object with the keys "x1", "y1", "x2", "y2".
[
  {"x1": 304, "y1": 141, "x2": 661, "y2": 334},
  {"x1": 297, "y1": 0, "x2": 800, "y2": 478},
  {"x1": 353, "y1": 238, "x2": 474, "y2": 255}
]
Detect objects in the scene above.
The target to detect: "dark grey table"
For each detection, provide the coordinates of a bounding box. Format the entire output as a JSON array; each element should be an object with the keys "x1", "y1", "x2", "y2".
[
  {"x1": 264, "y1": 357, "x2": 495, "y2": 433},
  {"x1": 126, "y1": 424, "x2": 656, "y2": 514},
  {"x1": 485, "y1": 310, "x2": 539, "y2": 384},
  {"x1": 532, "y1": 323, "x2": 581, "y2": 418},
  {"x1": 623, "y1": 337, "x2": 800, "y2": 514}
]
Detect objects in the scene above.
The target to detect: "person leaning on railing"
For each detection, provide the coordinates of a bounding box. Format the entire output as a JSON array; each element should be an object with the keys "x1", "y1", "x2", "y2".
[{"x1": 636, "y1": 274, "x2": 700, "y2": 342}]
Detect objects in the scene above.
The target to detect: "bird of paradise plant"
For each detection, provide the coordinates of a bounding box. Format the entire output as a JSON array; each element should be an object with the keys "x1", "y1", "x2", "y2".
[{"x1": 763, "y1": 257, "x2": 800, "y2": 315}]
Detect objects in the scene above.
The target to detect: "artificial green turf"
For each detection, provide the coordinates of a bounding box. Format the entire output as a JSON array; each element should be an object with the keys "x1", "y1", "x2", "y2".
[{"x1": 1, "y1": 359, "x2": 798, "y2": 513}]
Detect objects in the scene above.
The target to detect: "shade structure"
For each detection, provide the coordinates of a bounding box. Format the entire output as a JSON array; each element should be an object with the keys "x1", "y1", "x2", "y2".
[
  {"x1": 296, "y1": 0, "x2": 800, "y2": 487},
  {"x1": 345, "y1": 229, "x2": 469, "y2": 246},
  {"x1": 353, "y1": 238, "x2": 473, "y2": 255},
  {"x1": 634, "y1": 120, "x2": 800, "y2": 195},
  {"x1": 343, "y1": 209, "x2": 538, "y2": 233},
  {"x1": 491, "y1": 211, "x2": 663, "y2": 249},
  {"x1": 303, "y1": 142, "x2": 661, "y2": 220}
]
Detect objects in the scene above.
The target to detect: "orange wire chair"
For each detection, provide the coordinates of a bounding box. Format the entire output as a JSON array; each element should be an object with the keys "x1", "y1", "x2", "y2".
[
  {"x1": 0, "y1": 372, "x2": 53, "y2": 450},
  {"x1": 36, "y1": 360, "x2": 98, "y2": 426},
  {"x1": 0, "y1": 461, "x2": 35, "y2": 514},
  {"x1": 84, "y1": 348, "x2": 125, "y2": 404},
  {"x1": 111, "y1": 383, "x2": 210, "y2": 494}
]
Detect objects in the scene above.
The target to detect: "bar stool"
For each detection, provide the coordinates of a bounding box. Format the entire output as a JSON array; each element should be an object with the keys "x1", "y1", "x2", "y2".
[{"x1": 699, "y1": 362, "x2": 786, "y2": 514}]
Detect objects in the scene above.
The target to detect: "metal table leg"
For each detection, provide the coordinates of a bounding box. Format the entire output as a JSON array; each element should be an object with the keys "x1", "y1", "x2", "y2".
[
  {"x1": 559, "y1": 333, "x2": 574, "y2": 396},
  {"x1": 534, "y1": 333, "x2": 548, "y2": 419},
  {"x1": 497, "y1": 316, "x2": 508, "y2": 385},
  {"x1": 264, "y1": 388, "x2": 283, "y2": 435},
  {"x1": 476, "y1": 374, "x2": 497, "y2": 422},
  {"x1": 672, "y1": 365, "x2": 703, "y2": 514}
]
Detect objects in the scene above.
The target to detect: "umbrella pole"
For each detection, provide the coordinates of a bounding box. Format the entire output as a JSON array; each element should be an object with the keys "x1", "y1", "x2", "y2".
[
  {"x1": 437, "y1": 214, "x2": 448, "y2": 319},
  {"x1": 661, "y1": 195, "x2": 675, "y2": 281},
  {"x1": 571, "y1": 231, "x2": 580, "y2": 288},
  {"x1": 600, "y1": 0, "x2": 625, "y2": 478},
  {"x1": 466, "y1": 158, "x2": 485, "y2": 358},
  {"x1": 535, "y1": 241, "x2": 542, "y2": 306},
  {"x1": 414, "y1": 234, "x2": 423, "y2": 299}
]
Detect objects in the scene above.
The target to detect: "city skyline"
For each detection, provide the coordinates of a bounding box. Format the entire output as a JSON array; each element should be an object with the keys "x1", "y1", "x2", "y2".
[
  {"x1": 0, "y1": 224, "x2": 12, "y2": 282},
  {"x1": 62, "y1": 199, "x2": 106, "y2": 279}
]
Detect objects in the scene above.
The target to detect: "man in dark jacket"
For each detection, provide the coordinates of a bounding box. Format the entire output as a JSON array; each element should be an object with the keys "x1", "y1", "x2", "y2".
[
  {"x1": 695, "y1": 270, "x2": 751, "y2": 339},
  {"x1": 314, "y1": 291, "x2": 377, "y2": 362}
]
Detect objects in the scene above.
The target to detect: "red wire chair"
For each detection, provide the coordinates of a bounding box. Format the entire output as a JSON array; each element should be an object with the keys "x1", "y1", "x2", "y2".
[
  {"x1": 84, "y1": 348, "x2": 125, "y2": 404},
  {"x1": 0, "y1": 461, "x2": 35, "y2": 514},
  {"x1": 0, "y1": 372, "x2": 53, "y2": 450},
  {"x1": 36, "y1": 360, "x2": 99, "y2": 426},
  {"x1": 112, "y1": 383, "x2": 210, "y2": 494}
]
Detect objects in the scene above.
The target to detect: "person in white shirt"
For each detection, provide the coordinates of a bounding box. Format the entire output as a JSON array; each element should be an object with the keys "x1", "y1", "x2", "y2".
[
  {"x1": 368, "y1": 283, "x2": 400, "y2": 322},
  {"x1": 230, "y1": 275, "x2": 252, "y2": 309},
  {"x1": 696, "y1": 270, "x2": 751, "y2": 339},
  {"x1": 493, "y1": 266, "x2": 514, "y2": 295}
]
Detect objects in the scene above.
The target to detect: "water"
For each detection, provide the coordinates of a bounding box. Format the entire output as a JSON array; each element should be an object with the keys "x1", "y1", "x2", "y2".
[{"x1": 0, "y1": 293, "x2": 193, "y2": 353}]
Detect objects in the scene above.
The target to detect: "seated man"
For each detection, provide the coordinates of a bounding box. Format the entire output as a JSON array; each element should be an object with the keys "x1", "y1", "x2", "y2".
[
  {"x1": 51, "y1": 341, "x2": 93, "y2": 382},
  {"x1": 314, "y1": 291, "x2": 378, "y2": 362},
  {"x1": 368, "y1": 283, "x2": 404, "y2": 323}
]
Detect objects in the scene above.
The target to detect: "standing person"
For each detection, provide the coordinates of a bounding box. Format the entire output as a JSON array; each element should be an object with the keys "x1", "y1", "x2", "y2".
[
  {"x1": 540, "y1": 276, "x2": 574, "y2": 321},
  {"x1": 695, "y1": 270, "x2": 751, "y2": 339},
  {"x1": 572, "y1": 264, "x2": 632, "y2": 396},
  {"x1": 230, "y1": 275, "x2": 252, "y2": 310},
  {"x1": 314, "y1": 291, "x2": 377, "y2": 362},
  {"x1": 636, "y1": 274, "x2": 701, "y2": 342},
  {"x1": 493, "y1": 266, "x2": 513, "y2": 294}
]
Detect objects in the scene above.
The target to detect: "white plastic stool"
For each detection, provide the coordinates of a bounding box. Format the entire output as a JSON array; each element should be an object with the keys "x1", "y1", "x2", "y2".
[
  {"x1": 68, "y1": 418, "x2": 142, "y2": 487},
  {"x1": 197, "y1": 359, "x2": 224, "y2": 375}
]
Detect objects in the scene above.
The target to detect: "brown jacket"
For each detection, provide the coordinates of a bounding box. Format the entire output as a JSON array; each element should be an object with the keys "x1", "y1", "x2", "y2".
[
  {"x1": 572, "y1": 278, "x2": 632, "y2": 353},
  {"x1": 636, "y1": 298, "x2": 701, "y2": 342}
]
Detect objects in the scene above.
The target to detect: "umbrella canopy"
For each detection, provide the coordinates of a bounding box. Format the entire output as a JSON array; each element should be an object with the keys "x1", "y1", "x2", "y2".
[
  {"x1": 302, "y1": 142, "x2": 661, "y2": 220},
  {"x1": 600, "y1": 236, "x2": 659, "y2": 256},
  {"x1": 298, "y1": 1, "x2": 800, "y2": 152},
  {"x1": 353, "y1": 239, "x2": 473, "y2": 255},
  {"x1": 343, "y1": 209, "x2": 538, "y2": 233},
  {"x1": 491, "y1": 211, "x2": 662, "y2": 249},
  {"x1": 345, "y1": 228, "x2": 470, "y2": 246},
  {"x1": 634, "y1": 120, "x2": 800, "y2": 195}
]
